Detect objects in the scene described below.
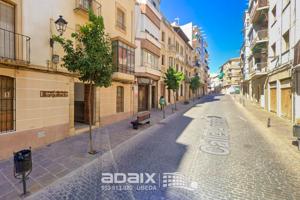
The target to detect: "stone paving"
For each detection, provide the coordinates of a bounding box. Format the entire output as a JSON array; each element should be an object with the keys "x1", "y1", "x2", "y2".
[
  {"x1": 0, "y1": 99, "x2": 200, "y2": 200},
  {"x1": 232, "y1": 94, "x2": 297, "y2": 153},
  {"x1": 26, "y1": 95, "x2": 300, "y2": 200}
]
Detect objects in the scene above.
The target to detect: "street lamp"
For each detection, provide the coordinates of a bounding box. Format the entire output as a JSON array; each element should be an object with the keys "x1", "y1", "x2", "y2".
[
  {"x1": 50, "y1": 15, "x2": 68, "y2": 47},
  {"x1": 55, "y1": 15, "x2": 68, "y2": 36}
]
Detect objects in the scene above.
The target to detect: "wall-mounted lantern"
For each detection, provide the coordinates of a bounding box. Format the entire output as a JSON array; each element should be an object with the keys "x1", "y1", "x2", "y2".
[{"x1": 50, "y1": 15, "x2": 68, "y2": 47}]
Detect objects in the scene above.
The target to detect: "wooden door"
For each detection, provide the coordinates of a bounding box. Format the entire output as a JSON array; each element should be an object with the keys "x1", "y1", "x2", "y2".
[
  {"x1": 0, "y1": 76, "x2": 14, "y2": 132},
  {"x1": 151, "y1": 86, "x2": 156, "y2": 109},
  {"x1": 281, "y1": 88, "x2": 292, "y2": 119},
  {"x1": 138, "y1": 85, "x2": 148, "y2": 112},
  {"x1": 270, "y1": 88, "x2": 277, "y2": 113}
]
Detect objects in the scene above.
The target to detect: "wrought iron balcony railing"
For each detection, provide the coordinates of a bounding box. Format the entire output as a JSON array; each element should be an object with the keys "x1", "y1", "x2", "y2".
[
  {"x1": 250, "y1": 62, "x2": 268, "y2": 74},
  {"x1": 168, "y1": 44, "x2": 176, "y2": 53},
  {"x1": 116, "y1": 21, "x2": 126, "y2": 31},
  {"x1": 0, "y1": 28, "x2": 30, "y2": 64},
  {"x1": 116, "y1": 64, "x2": 134, "y2": 75},
  {"x1": 74, "y1": 0, "x2": 101, "y2": 16},
  {"x1": 250, "y1": 0, "x2": 269, "y2": 21},
  {"x1": 251, "y1": 29, "x2": 268, "y2": 49}
]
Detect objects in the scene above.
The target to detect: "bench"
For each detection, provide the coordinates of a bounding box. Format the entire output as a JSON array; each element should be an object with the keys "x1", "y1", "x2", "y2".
[{"x1": 131, "y1": 111, "x2": 151, "y2": 129}]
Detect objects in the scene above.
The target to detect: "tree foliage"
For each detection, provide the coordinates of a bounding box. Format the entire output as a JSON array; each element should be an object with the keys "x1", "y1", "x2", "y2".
[
  {"x1": 163, "y1": 67, "x2": 184, "y2": 111},
  {"x1": 190, "y1": 76, "x2": 201, "y2": 94},
  {"x1": 52, "y1": 10, "x2": 114, "y2": 87},
  {"x1": 164, "y1": 67, "x2": 184, "y2": 92},
  {"x1": 52, "y1": 10, "x2": 114, "y2": 154}
]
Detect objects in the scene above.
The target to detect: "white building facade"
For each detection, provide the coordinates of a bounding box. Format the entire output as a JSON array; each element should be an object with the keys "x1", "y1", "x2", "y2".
[
  {"x1": 135, "y1": 0, "x2": 162, "y2": 111},
  {"x1": 242, "y1": 0, "x2": 300, "y2": 124}
]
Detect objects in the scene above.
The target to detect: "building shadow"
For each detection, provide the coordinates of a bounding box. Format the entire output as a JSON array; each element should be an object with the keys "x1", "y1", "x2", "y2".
[{"x1": 28, "y1": 112, "x2": 201, "y2": 200}]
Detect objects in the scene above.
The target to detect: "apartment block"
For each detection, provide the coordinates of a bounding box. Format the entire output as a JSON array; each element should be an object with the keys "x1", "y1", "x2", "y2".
[
  {"x1": 181, "y1": 23, "x2": 210, "y2": 96},
  {"x1": 0, "y1": 0, "x2": 136, "y2": 159},
  {"x1": 220, "y1": 58, "x2": 242, "y2": 94},
  {"x1": 0, "y1": 0, "x2": 211, "y2": 160},
  {"x1": 135, "y1": 0, "x2": 162, "y2": 112},
  {"x1": 241, "y1": 0, "x2": 300, "y2": 123}
]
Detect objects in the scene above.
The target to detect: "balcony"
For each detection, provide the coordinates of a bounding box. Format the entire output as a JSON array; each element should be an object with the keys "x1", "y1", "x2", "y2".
[
  {"x1": 281, "y1": 50, "x2": 291, "y2": 65},
  {"x1": 175, "y1": 53, "x2": 185, "y2": 63},
  {"x1": 193, "y1": 60, "x2": 200, "y2": 67},
  {"x1": 249, "y1": 62, "x2": 267, "y2": 78},
  {"x1": 294, "y1": 41, "x2": 300, "y2": 66},
  {"x1": 112, "y1": 63, "x2": 135, "y2": 83},
  {"x1": 250, "y1": 0, "x2": 269, "y2": 24},
  {"x1": 0, "y1": 28, "x2": 30, "y2": 65},
  {"x1": 74, "y1": 0, "x2": 101, "y2": 16},
  {"x1": 168, "y1": 44, "x2": 176, "y2": 53},
  {"x1": 251, "y1": 29, "x2": 268, "y2": 52}
]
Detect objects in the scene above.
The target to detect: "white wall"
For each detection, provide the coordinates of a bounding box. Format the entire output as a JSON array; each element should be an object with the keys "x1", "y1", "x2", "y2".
[
  {"x1": 180, "y1": 22, "x2": 193, "y2": 46},
  {"x1": 268, "y1": 0, "x2": 298, "y2": 69}
]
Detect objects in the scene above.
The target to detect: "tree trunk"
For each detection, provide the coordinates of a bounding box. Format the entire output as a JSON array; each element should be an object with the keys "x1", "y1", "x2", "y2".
[
  {"x1": 193, "y1": 91, "x2": 195, "y2": 102},
  {"x1": 88, "y1": 82, "x2": 95, "y2": 154},
  {"x1": 174, "y1": 91, "x2": 177, "y2": 111}
]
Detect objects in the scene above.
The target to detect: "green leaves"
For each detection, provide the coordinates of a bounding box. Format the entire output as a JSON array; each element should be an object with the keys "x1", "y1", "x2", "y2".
[
  {"x1": 52, "y1": 9, "x2": 114, "y2": 87},
  {"x1": 218, "y1": 72, "x2": 225, "y2": 80},
  {"x1": 164, "y1": 67, "x2": 184, "y2": 92},
  {"x1": 190, "y1": 76, "x2": 201, "y2": 93}
]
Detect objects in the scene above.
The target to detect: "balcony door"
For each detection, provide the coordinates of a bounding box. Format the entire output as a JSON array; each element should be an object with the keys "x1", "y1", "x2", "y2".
[{"x1": 0, "y1": 1, "x2": 15, "y2": 60}]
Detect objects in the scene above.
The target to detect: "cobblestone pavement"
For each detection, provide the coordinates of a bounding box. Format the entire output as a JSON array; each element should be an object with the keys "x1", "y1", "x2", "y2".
[
  {"x1": 0, "y1": 99, "x2": 199, "y2": 200},
  {"x1": 25, "y1": 95, "x2": 300, "y2": 199}
]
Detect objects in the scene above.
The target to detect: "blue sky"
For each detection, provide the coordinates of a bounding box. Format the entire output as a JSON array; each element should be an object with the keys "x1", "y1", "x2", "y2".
[{"x1": 160, "y1": 0, "x2": 247, "y2": 73}]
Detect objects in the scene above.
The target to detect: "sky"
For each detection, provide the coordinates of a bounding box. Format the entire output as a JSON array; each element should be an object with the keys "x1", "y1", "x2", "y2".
[{"x1": 160, "y1": 0, "x2": 248, "y2": 73}]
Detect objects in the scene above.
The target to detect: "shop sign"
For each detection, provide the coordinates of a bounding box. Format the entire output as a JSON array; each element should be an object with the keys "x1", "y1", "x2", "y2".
[
  {"x1": 138, "y1": 78, "x2": 151, "y2": 85},
  {"x1": 40, "y1": 90, "x2": 68, "y2": 98}
]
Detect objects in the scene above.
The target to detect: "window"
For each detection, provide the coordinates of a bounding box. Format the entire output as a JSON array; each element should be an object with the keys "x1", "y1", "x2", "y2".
[
  {"x1": 271, "y1": 43, "x2": 276, "y2": 57},
  {"x1": 0, "y1": 1, "x2": 15, "y2": 59},
  {"x1": 0, "y1": 76, "x2": 15, "y2": 133},
  {"x1": 152, "y1": 0, "x2": 156, "y2": 8},
  {"x1": 272, "y1": 6, "x2": 276, "y2": 18},
  {"x1": 283, "y1": 30, "x2": 290, "y2": 51},
  {"x1": 112, "y1": 41, "x2": 135, "y2": 74},
  {"x1": 168, "y1": 57, "x2": 173, "y2": 67},
  {"x1": 141, "y1": 50, "x2": 159, "y2": 70},
  {"x1": 161, "y1": 55, "x2": 165, "y2": 65},
  {"x1": 116, "y1": 8, "x2": 126, "y2": 31},
  {"x1": 180, "y1": 46, "x2": 183, "y2": 55},
  {"x1": 161, "y1": 31, "x2": 165, "y2": 42},
  {"x1": 168, "y1": 37, "x2": 171, "y2": 45},
  {"x1": 176, "y1": 42, "x2": 179, "y2": 52},
  {"x1": 116, "y1": 86, "x2": 124, "y2": 113}
]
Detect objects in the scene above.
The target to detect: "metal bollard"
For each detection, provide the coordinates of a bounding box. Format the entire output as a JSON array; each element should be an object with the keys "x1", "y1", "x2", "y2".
[{"x1": 267, "y1": 118, "x2": 271, "y2": 128}]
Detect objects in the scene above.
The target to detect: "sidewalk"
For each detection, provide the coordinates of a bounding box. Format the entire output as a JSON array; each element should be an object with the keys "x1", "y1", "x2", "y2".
[
  {"x1": 232, "y1": 95, "x2": 298, "y2": 154},
  {"x1": 0, "y1": 98, "x2": 202, "y2": 200}
]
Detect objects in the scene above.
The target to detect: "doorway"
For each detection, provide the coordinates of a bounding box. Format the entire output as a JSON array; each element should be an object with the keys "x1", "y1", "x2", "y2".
[
  {"x1": 138, "y1": 85, "x2": 148, "y2": 112},
  {"x1": 270, "y1": 87, "x2": 277, "y2": 113},
  {"x1": 151, "y1": 85, "x2": 156, "y2": 109},
  {"x1": 74, "y1": 83, "x2": 94, "y2": 128},
  {"x1": 281, "y1": 87, "x2": 292, "y2": 119}
]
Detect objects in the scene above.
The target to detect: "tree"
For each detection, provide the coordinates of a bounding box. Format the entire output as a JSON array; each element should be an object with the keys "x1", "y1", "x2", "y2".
[
  {"x1": 164, "y1": 67, "x2": 184, "y2": 111},
  {"x1": 190, "y1": 76, "x2": 201, "y2": 101},
  {"x1": 53, "y1": 10, "x2": 114, "y2": 154}
]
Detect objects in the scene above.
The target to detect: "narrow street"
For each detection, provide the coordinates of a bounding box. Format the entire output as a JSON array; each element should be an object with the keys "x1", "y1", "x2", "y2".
[{"x1": 29, "y1": 95, "x2": 300, "y2": 200}]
